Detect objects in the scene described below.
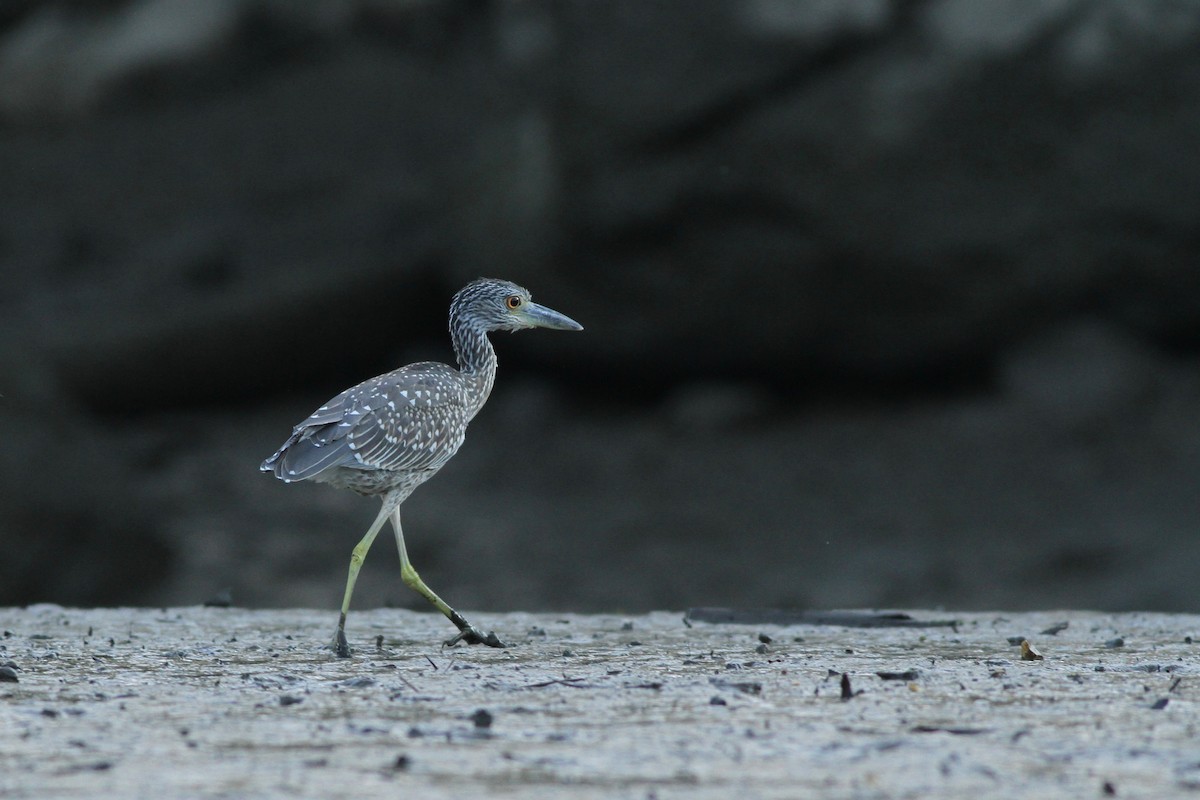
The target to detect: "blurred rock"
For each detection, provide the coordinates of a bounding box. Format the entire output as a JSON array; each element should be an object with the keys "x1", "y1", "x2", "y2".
[
  {"x1": 0, "y1": 0, "x2": 244, "y2": 119},
  {"x1": 664, "y1": 382, "x2": 775, "y2": 431},
  {"x1": 0, "y1": 396, "x2": 172, "y2": 606},
  {"x1": 4, "y1": 0, "x2": 1200, "y2": 400},
  {"x1": 557, "y1": 0, "x2": 1200, "y2": 379},
  {"x1": 1000, "y1": 319, "x2": 1166, "y2": 431},
  {"x1": 0, "y1": 0, "x2": 1198, "y2": 610}
]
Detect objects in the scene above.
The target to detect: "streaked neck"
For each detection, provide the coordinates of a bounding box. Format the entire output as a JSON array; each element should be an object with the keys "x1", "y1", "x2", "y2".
[{"x1": 450, "y1": 311, "x2": 498, "y2": 414}]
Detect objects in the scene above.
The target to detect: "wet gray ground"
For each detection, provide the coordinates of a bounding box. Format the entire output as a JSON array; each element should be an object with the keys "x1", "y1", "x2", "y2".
[{"x1": 1, "y1": 605, "x2": 1197, "y2": 799}]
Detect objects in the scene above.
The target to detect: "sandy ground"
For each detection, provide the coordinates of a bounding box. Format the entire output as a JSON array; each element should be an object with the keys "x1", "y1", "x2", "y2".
[{"x1": 1, "y1": 605, "x2": 1197, "y2": 799}]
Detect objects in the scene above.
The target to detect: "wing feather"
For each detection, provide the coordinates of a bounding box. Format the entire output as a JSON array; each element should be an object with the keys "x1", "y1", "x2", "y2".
[{"x1": 262, "y1": 362, "x2": 472, "y2": 482}]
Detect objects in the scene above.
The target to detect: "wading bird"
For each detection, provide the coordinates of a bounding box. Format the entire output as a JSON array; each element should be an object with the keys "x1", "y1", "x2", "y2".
[{"x1": 261, "y1": 278, "x2": 582, "y2": 656}]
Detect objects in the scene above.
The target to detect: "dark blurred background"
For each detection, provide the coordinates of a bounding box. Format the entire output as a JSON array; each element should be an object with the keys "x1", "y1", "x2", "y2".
[{"x1": 2, "y1": 0, "x2": 1198, "y2": 615}]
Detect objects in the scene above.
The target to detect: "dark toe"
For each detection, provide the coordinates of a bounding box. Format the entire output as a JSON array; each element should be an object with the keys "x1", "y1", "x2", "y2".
[{"x1": 444, "y1": 628, "x2": 508, "y2": 649}]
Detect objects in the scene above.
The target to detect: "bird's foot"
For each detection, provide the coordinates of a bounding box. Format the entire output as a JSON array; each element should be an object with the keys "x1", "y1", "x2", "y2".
[
  {"x1": 444, "y1": 625, "x2": 506, "y2": 649},
  {"x1": 333, "y1": 629, "x2": 352, "y2": 659}
]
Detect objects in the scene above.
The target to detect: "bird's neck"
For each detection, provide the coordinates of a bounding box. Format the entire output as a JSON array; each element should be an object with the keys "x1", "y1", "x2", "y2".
[{"x1": 450, "y1": 315, "x2": 498, "y2": 413}]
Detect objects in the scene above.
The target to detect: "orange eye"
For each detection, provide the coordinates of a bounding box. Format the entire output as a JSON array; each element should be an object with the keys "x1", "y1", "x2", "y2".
[{"x1": 505, "y1": 295, "x2": 522, "y2": 310}]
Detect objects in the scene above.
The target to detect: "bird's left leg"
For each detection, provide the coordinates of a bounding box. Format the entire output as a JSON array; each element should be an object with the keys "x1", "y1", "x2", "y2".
[
  {"x1": 332, "y1": 500, "x2": 392, "y2": 658},
  {"x1": 390, "y1": 508, "x2": 506, "y2": 648}
]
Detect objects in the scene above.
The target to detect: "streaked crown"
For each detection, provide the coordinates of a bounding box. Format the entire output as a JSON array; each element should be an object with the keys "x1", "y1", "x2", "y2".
[{"x1": 450, "y1": 278, "x2": 582, "y2": 334}]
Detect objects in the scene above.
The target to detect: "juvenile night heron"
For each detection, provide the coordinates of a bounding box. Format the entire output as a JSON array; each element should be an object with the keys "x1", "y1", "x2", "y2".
[{"x1": 261, "y1": 278, "x2": 582, "y2": 656}]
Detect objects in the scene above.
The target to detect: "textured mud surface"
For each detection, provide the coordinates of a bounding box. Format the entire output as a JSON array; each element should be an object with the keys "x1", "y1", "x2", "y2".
[{"x1": 1, "y1": 606, "x2": 1197, "y2": 799}]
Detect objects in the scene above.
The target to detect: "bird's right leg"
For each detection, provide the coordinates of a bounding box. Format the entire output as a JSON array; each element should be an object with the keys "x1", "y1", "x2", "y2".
[
  {"x1": 333, "y1": 501, "x2": 392, "y2": 658},
  {"x1": 390, "y1": 508, "x2": 506, "y2": 648}
]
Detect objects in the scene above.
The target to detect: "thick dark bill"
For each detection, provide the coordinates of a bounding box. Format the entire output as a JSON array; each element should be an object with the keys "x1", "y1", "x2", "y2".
[{"x1": 521, "y1": 302, "x2": 583, "y2": 331}]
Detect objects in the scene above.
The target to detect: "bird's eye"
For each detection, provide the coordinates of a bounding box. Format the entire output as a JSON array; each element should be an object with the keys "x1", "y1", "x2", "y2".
[{"x1": 505, "y1": 295, "x2": 522, "y2": 310}]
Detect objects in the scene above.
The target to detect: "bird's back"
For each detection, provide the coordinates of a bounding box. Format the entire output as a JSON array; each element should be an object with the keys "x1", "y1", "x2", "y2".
[{"x1": 262, "y1": 362, "x2": 481, "y2": 495}]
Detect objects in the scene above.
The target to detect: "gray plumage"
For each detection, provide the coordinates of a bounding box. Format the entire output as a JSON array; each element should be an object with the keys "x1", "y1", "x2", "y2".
[
  {"x1": 263, "y1": 278, "x2": 580, "y2": 496},
  {"x1": 261, "y1": 277, "x2": 582, "y2": 655},
  {"x1": 263, "y1": 361, "x2": 478, "y2": 496}
]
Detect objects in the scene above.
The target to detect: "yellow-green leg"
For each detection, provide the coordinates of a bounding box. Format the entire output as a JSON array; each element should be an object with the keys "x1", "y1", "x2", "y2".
[
  {"x1": 333, "y1": 501, "x2": 392, "y2": 658},
  {"x1": 390, "y1": 508, "x2": 506, "y2": 648}
]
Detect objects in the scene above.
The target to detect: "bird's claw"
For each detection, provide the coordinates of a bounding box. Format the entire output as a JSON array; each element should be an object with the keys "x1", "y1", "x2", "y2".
[
  {"x1": 333, "y1": 629, "x2": 352, "y2": 659},
  {"x1": 444, "y1": 626, "x2": 507, "y2": 649}
]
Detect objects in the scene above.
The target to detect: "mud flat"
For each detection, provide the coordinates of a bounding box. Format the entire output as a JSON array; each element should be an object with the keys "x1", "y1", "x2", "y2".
[{"x1": 1, "y1": 605, "x2": 1196, "y2": 799}]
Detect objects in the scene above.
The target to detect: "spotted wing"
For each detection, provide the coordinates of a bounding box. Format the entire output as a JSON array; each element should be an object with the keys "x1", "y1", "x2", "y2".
[
  {"x1": 260, "y1": 384, "x2": 355, "y2": 481},
  {"x1": 263, "y1": 363, "x2": 470, "y2": 482}
]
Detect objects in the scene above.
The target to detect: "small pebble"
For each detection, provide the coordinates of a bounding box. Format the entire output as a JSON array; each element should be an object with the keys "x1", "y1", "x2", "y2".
[
  {"x1": 470, "y1": 709, "x2": 493, "y2": 729},
  {"x1": 1020, "y1": 641, "x2": 1044, "y2": 661},
  {"x1": 0, "y1": 666, "x2": 19, "y2": 683},
  {"x1": 203, "y1": 589, "x2": 233, "y2": 608},
  {"x1": 1105, "y1": 637, "x2": 1125, "y2": 649}
]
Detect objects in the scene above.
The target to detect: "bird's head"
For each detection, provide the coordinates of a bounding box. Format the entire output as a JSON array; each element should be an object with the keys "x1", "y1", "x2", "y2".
[{"x1": 452, "y1": 278, "x2": 583, "y2": 333}]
